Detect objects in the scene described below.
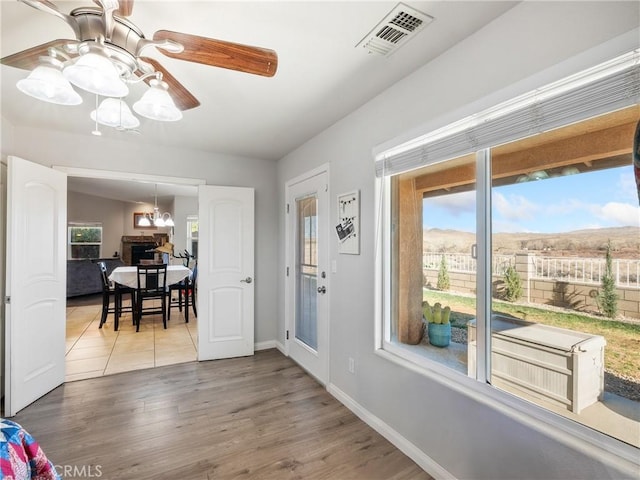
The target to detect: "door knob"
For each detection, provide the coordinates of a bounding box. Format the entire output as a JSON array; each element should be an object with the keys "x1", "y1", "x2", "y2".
[
  {"x1": 317, "y1": 286, "x2": 326, "y2": 294},
  {"x1": 240, "y1": 277, "x2": 253, "y2": 284}
]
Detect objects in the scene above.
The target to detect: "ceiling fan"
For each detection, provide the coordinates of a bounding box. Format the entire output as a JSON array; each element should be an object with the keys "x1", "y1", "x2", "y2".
[{"x1": 1, "y1": 0, "x2": 278, "y2": 112}]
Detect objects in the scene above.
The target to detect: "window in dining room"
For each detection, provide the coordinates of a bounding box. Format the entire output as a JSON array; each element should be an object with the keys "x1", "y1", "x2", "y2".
[{"x1": 68, "y1": 223, "x2": 102, "y2": 259}]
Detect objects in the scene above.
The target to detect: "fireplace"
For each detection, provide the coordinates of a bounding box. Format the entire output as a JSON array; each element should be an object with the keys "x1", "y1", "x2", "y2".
[
  {"x1": 131, "y1": 244, "x2": 157, "y2": 265},
  {"x1": 121, "y1": 234, "x2": 168, "y2": 265}
]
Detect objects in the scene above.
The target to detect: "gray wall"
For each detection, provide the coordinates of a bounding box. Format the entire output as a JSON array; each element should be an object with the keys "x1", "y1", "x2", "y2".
[
  {"x1": 277, "y1": 2, "x2": 639, "y2": 479},
  {"x1": 172, "y1": 195, "x2": 198, "y2": 260},
  {"x1": 3, "y1": 126, "x2": 279, "y2": 345},
  {"x1": 67, "y1": 190, "x2": 128, "y2": 258}
]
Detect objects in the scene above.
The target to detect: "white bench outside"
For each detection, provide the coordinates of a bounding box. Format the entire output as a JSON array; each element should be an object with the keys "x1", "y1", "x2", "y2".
[{"x1": 468, "y1": 316, "x2": 606, "y2": 414}]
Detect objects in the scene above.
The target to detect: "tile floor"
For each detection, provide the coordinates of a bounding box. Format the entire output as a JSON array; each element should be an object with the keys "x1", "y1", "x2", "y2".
[{"x1": 65, "y1": 295, "x2": 197, "y2": 382}]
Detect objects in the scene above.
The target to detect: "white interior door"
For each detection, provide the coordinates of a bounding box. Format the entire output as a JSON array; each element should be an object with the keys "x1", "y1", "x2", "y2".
[
  {"x1": 197, "y1": 185, "x2": 255, "y2": 360},
  {"x1": 286, "y1": 167, "x2": 329, "y2": 384},
  {"x1": 4, "y1": 156, "x2": 67, "y2": 416}
]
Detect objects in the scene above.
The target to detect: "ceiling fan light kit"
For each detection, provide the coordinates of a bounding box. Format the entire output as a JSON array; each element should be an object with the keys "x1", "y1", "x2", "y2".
[
  {"x1": 63, "y1": 48, "x2": 129, "y2": 97},
  {"x1": 91, "y1": 97, "x2": 139, "y2": 129},
  {"x1": 133, "y1": 79, "x2": 182, "y2": 122},
  {"x1": 2, "y1": 0, "x2": 278, "y2": 133},
  {"x1": 16, "y1": 57, "x2": 82, "y2": 105}
]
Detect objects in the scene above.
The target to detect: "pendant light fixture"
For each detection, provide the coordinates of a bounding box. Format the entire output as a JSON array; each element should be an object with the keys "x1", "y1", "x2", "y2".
[{"x1": 138, "y1": 184, "x2": 175, "y2": 228}]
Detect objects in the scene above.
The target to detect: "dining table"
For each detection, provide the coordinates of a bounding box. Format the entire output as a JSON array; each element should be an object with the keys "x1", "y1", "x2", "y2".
[
  {"x1": 109, "y1": 265, "x2": 193, "y2": 322},
  {"x1": 109, "y1": 265, "x2": 192, "y2": 289}
]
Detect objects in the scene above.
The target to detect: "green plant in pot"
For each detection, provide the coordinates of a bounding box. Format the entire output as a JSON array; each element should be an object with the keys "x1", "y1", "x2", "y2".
[{"x1": 423, "y1": 300, "x2": 451, "y2": 347}]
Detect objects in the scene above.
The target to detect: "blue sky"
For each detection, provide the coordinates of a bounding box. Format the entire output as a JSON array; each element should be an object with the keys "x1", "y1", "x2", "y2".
[{"x1": 423, "y1": 165, "x2": 640, "y2": 233}]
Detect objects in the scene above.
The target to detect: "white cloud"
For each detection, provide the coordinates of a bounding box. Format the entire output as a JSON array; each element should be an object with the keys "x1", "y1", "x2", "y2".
[
  {"x1": 493, "y1": 192, "x2": 539, "y2": 222},
  {"x1": 589, "y1": 202, "x2": 640, "y2": 227},
  {"x1": 425, "y1": 190, "x2": 475, "y2": 216}
]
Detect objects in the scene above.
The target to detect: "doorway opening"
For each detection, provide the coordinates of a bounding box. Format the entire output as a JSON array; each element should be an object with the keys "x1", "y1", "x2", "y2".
[{"x1": 60, "y1": 167, "x2": 204, "y2": 381}]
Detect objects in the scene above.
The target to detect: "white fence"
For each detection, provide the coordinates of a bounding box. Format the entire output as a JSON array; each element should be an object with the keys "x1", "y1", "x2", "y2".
[
  {"x1": 423, "y1": 252, "x2": 640, "y2": 288},
  {"x1": 423, "y1": 253, "x2": 514, "y2": 276},
  {"x1": 531, "y1": 256, "x2": 640, "y2": 288}
]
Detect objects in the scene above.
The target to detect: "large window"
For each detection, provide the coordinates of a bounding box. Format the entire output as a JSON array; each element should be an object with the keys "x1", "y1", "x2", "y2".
[
  {"x1": 68, "y1": 223, "x2": 102, "y2": 259},
  {"x1": 376, "y1": 50, "x2": 639, "y2": 448}
]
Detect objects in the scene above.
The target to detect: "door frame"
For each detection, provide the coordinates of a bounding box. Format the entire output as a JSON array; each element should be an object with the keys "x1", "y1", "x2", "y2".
[{"x1": 284, "y1": 163, "x2": 330, "y2": 384}]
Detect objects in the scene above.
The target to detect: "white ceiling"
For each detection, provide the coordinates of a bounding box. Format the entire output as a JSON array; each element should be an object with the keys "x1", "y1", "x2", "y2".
[{"x1": 1, "y1": 0, "x2": 517, "y2": 201}]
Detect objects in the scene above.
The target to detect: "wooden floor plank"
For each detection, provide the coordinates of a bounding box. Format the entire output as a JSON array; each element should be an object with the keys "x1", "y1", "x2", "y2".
[{"x1": 12, "y1": 349, "x2": 432, "y2": 480}]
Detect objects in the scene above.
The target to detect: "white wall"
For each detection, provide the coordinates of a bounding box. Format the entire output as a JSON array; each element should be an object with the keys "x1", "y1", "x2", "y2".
[
  {"x1": 5, "y1": 126, "x2": 279, "y2": 344},
  {"x1": 277, "y1": 2, "x2": 639, "y2": 479}
]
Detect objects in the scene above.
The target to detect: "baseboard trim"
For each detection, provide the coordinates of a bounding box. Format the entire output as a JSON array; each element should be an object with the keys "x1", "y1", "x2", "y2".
[
  {"x1": 275, "y1": 341, "x2": 286, "y2": 355},
  {"x1": 327, "y1": 383, "x2": 455, "y2": 480},
  {"x1": 255, "y1": 340, "x2": 277, "y2": 351}
]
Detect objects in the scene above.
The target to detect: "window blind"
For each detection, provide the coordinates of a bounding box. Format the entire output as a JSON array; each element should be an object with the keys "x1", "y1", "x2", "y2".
[{"x1": 375, "y1": 49, "x2": 640, "y2": 177}]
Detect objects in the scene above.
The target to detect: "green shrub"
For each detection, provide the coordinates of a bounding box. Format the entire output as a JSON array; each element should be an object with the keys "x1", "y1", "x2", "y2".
[
  {"x1": 437, "y1": 255, "x2": 450, "y2": 291},
  {"x1": 597, "y1": 241, "x2": 618, "y2": 318},
  {"x1": 503, "y1": 265, "x2": 523, "y2": 302}
]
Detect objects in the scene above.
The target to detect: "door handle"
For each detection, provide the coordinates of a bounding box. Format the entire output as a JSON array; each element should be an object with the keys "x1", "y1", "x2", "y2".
[
  {"x1": 317, "y1": 286, "x2": 326, "y2": 294},
  {"x1": 240, "y1": 277, "x2": 253, "y2": 284}
]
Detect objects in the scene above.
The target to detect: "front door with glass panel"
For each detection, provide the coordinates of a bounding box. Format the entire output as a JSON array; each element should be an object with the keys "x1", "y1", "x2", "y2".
[{"x1": 286, "y1": 168, "x2": 329, "y2": 384}]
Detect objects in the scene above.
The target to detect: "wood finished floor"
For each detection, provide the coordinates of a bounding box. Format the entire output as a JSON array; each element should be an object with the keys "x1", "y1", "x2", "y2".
[{"x1": 14, "y1": 349, "x2": 432, "y2": 480}]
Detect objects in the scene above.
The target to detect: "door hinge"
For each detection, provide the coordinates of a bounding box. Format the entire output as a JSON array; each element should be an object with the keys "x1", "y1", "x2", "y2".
[
  {"x1": 286, "y1": 330, "x2": 290, "y2": 340},
  {"x1": 5, "y1": 296, "x2": 9, "y2": 304},
  {"x1": 286, "y1": 203, "x2": 290, "y2": 214},
  {"x1": 286, "y1": 266, "x2": 289, "y2": 276}
]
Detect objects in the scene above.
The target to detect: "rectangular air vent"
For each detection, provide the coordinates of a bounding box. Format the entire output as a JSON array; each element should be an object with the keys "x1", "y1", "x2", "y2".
[{"x1": 356, "y1": 3, "x2": 433, "y2": 56}]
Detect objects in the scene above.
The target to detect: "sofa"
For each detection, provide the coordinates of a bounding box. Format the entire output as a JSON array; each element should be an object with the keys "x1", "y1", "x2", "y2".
[{"x1": 66, "y1": 258, "x2": 125, "y2": 297}]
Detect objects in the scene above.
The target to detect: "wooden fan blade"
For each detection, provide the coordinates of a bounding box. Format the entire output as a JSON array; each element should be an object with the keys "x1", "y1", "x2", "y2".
[
  {"x1": 153, "y1": 30, "x2": 277, "y2": 78},
  {"x1": 93, "y1": 0, "x2": 134, "y2": 16},
  {"x1": 138, "y1": 57, "x2": 200, "y2": 111},
  {"x1": 0, "y1": 39, "x2": 75, "y2": 70}
]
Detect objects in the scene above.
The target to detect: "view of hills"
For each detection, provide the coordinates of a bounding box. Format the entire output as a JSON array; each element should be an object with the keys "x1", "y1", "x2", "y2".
[{"x1": 423, "y1": 226, "x2": 640, "y2": 259}]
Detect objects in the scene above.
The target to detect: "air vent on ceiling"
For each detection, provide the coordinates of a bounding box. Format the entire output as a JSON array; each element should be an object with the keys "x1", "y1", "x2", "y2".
[{"x1": 356, "y1": 3, "x2": 433, "y2": 56}]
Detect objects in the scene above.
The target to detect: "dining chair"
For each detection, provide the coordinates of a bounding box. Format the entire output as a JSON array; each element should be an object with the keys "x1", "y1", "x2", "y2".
[
  {"x1": 168, "y1": 262, "x2": 198, "y2": 323},
  {"x1": 135, "y1": 264, "x2": 168, "y2": 331},
  {"x1": 97, "y1": 261, "x2": 134, "y2": 331}
]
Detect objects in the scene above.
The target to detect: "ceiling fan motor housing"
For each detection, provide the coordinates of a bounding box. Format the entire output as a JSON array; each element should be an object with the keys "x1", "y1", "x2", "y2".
[{"x1": 71, "y1": 7, "x2": 146, "y2": 77}]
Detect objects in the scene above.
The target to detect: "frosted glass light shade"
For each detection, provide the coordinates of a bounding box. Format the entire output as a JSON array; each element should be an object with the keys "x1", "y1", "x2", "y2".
[
  {"x1": 133, "y1": 79, "x2": 182, "y2": 121},
  {"x1": 90, "y1": 98, "x2": 140, "y2": 129},
  {"x1": 138, "y1": 215, "x2": 151, "y2": 227},
  {"x1": 63, "y1": 52, "x2": 128, "y2": 97},
  {"x1": 529, "y1": 170, "x2": 549, "y2": 181},
  {"x1": 561, "y1": 166, "x2": 580, "y2": 176},
  {"x1": 155, "y1": 212, "x2": 174, "y2": 227},
  {"x1": 17, "y1": 64, "x2": 82, "y2": 105}
]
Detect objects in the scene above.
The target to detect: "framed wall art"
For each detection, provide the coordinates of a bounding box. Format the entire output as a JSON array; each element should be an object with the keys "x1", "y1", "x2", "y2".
[{"x1": 133, "y1": 212, "x2": 156, "y2": 229}]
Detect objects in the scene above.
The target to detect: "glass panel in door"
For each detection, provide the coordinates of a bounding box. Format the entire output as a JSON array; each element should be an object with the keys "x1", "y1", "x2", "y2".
[{"x1": 296, "y1": 195, "x2": 318, "y2": 350}]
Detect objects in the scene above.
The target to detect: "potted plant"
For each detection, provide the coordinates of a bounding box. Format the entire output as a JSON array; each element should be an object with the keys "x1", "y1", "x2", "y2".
[{"x1": 423, "y1": 300, "x2": 451, "y2": 347}]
